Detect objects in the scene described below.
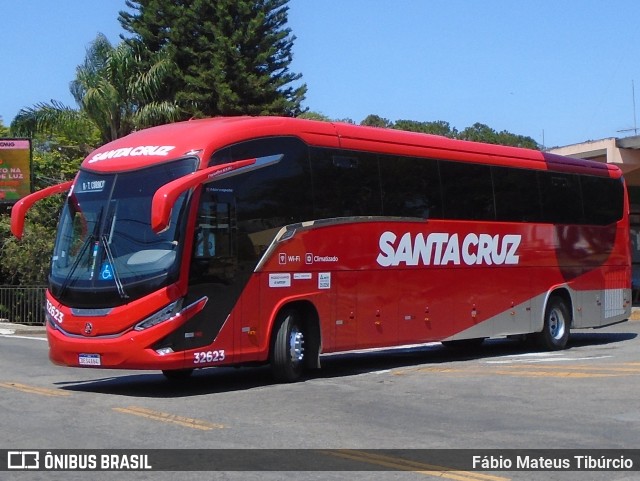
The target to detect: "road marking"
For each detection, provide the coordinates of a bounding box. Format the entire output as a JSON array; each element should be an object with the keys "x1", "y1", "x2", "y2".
[
  {"x1": 486, "y1": 355, "x2": 612, "y2": 364},
  {"x1": 322, "y1": 450, "x2": 510, "y2": 481},
  {"x1": 394, "y1": 362, "x2": 640, "y2": 379},
  {"x1": 0, "y1": 334, "x2": 47, "y2": 341},
  {"x1": 475, "y1": 368, "x2": 623, "y2": 379},
  {"x1": 0, "y1": 382, "x2": 70, "y2": 397},
  {"x1": 113, "y1": 406, "x2": 225, "y2": 431}
]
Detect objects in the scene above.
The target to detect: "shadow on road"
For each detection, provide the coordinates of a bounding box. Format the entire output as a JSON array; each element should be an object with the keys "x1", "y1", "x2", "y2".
[{"x1": 55, "y1": 329, "x2": 637, "y2": 398}]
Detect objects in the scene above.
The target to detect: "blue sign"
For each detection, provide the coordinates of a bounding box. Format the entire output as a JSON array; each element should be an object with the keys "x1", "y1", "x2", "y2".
[{"x1": 100, "y1": 263, "x2": 114, "y2": 280}]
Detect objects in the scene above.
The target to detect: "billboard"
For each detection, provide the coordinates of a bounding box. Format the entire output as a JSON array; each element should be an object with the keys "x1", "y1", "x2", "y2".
[{"x1": 0, "y1": 139, "x2": 31, "y2": 204}]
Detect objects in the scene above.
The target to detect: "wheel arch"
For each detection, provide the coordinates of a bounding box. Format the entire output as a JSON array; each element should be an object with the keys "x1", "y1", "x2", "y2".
[
  {"x1": 531, "y1": 286, "x2": 573, "y2": 350},
  {"x1": 543, "y1": 287, "x2": 574, "y2": 330},
  {"x1": 269, "y1": 299, "x2": 322, "y2": 370}
]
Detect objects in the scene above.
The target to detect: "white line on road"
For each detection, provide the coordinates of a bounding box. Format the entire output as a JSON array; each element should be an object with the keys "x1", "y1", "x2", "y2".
[
  {"x1": 0, "y1": 334, "x2": 47, "y2": 341},
  {"x1": 486, "y1": 355, "x2": 612, "y2": 364}
]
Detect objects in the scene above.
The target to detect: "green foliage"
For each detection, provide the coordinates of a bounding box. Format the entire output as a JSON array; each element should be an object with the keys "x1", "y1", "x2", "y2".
[
  {"x1": 458, "y1": 122, "x2": 539, "y2": 149},
  {"x1": 11, "y1": 34, "x2": 180, "y2": 144},
  {"x1": 0, "y1": 118, "x2": 9, "y2": 137},
  {"x1": 392, "y1": 119, "x2": 458, "y2": 138},
  {"x1": 0, "y1": 132, "x2": 84, "y2": 286},
  {"x1": 357, "y1": 115, "x2": 540, "y2": 149},
  {"x1": 298, "y1": 111, "x2": 331, "y2": 122},
  {"x1": 0, "y1": 215, "x2": 55, "y2": 285},
  {"x1": 361, "y1": 114, "x2": 393, "y2": 128},
  {"x1": 120, "y1": 0, "x2": 307, "y2": 118}
]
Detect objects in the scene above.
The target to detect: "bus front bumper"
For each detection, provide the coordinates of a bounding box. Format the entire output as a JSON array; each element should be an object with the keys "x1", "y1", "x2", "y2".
[{"x1": 47, "y1": 321, "x2": 189, "y2": 371}]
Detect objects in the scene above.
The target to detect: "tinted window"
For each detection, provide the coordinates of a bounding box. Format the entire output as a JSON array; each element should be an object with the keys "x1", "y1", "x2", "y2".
[
  {"x1": 539, "y1": 172, "x2": 583, "y2": 224},
  {"x1": 440, "y1": 161, "x2": 495, "y2": 220},
  {"x1": 310, "y1": 148, "x2": 382, "y2": 217},
  {"x1": 305, "y1": 147, "x2": 623, "y2": 227},
  {"x1": 581, "y1": 175, "x2": 624, "y2": 225},
  {"x1": 379, "y1": 155, "x2": 443, "y2": 218},
  {"x1": 492, "y1": 166, "x2": 542, "y2": 222},
  {"x1": 210, "y1": 137, "x2": 313, "y2": 261}
]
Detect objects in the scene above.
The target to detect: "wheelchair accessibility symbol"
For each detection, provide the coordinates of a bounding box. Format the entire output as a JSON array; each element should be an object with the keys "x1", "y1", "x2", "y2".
[{"x1": 100, "y1": 263, "x2": 114, "y2": 280}]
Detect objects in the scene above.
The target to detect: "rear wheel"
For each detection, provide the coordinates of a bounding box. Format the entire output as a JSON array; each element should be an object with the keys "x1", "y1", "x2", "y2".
[
  {"x1": 271, "y1": 309, "x2": 306, "y2": 383},
  {"x1": 534, "y1": 296, "x2": 570, "y2": 350}
]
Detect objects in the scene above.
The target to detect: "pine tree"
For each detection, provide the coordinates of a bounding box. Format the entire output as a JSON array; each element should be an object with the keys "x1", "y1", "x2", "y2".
[{"x1": 119, "y1": 0, "x2": 307, "y2": 118}]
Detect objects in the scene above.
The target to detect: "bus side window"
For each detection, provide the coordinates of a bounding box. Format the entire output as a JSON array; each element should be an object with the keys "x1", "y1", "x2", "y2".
[
  {"x1": 194, "y1": 201, "x2": 216, "y2": 258},
  {"x1": 195, "y1": 191, "x2": 236, "y2": 256},
  {"x1": 581, "y1": 176, "x2": 624, "y2": 225},
  {"x1": 492, "y1": 166, "x2": 542, "y2": 222},
  {"x1": 440, "y1": 161, "x2": 495, "y2": 221},
  {"x1": 539, "y1": 172, "x2": 583, "y2": 224},
  {"x1": 310, "y1": 148, "x2": 382, "y2": 218},
  {"x1": 379, "y1": 154, "x2": 442, "y2": 219},
  {"x1": 209, "y1": 136, "x2": 313, "y2": 262}
]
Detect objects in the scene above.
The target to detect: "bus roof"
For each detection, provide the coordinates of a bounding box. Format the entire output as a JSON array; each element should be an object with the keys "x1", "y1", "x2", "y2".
[{"x1": 81, "y1": 116, "x2": 621, "y2": 178}]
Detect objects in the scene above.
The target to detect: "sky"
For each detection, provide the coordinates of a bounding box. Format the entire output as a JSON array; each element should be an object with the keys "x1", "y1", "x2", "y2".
[{"x1": 2, "y1": 0, "x2": 640, "y2": 148}]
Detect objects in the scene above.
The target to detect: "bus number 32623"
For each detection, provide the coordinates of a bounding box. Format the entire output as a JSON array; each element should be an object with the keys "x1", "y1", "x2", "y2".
[{"x1": 193, "y1": 350, "x2": 226, "y2": 364}]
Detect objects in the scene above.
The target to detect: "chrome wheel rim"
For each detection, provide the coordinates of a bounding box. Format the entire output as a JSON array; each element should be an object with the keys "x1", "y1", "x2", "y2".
[
  {"x1": 289, "y1": 326, "x2": 305, "y2": 364},
  {"x1": 548, "y1": 307, "x2": 566, "y2": 340}
]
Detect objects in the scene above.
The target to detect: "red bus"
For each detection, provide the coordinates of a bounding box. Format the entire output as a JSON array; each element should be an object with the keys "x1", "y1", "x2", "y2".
[{"x1": 11, "y1": 117, "x2": 631, "y2": 382}]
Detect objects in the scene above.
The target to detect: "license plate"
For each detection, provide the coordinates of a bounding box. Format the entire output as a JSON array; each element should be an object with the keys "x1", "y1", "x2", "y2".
[{"x1": 79, "y1": 353, "x2": 101, "y2": 366}]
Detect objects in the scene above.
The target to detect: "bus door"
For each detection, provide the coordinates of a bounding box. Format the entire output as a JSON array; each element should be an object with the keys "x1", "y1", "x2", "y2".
[{"x1": 170, "y1": 185, "x2": 242, "y2": 353}]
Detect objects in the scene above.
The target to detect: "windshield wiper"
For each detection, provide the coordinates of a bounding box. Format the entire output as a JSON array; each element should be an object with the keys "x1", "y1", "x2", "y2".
[
  {"x1": 58, "y1": 207, "x2": 104, "y2": 299},
  {"x1": 100, "y1": 235, "x2": 129, "y2": 300},
  {"x1": 58, "y1": 234, "x2": 94, "y2": 299}
]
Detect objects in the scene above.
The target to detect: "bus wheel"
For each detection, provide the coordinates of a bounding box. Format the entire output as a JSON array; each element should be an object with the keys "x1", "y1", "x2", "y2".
[
  {"x1": 271, "y1": 309, "x2": 305, "y2": 383},
  {"x1": 535, "y1": 296, "x2": 570, "y2": 350},
  {"x1": 162, "y1": 368, "x2": 194, "y2": 381}
]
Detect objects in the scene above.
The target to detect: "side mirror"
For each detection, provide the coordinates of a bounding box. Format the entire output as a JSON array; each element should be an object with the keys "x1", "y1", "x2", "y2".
[{"x1": 11, "y1": 180, "x2": 74, "y2": 239}]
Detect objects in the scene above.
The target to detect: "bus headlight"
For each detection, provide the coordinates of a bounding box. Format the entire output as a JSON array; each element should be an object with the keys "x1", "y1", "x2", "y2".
[{"x1": 134, "y1": 301, "x2": 180, "y2": 331}]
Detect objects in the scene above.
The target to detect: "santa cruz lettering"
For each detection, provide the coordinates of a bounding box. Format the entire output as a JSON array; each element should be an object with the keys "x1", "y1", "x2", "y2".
[
  {"x1": 88, "y1": 145, "x2": 175, "y2": 163},
  {"x1": 376, "y1": 232, "x2": 522, "y2": 267}
]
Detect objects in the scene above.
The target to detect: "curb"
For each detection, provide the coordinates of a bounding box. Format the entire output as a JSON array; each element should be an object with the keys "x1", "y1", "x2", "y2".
[{"x1": 0, "y1": 322, "x2": 47, "y2": 335}]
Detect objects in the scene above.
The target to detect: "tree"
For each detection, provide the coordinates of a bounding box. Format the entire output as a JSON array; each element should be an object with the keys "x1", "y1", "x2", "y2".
[
  {"x1": 11, "y1": 34, "x2": 180, "y2": 144},
  {"x1": 0, "y1": 217, "x2": 56, "y2": 285},
  {"x1": 355, "y1": 115, "x2": 539, "y2": 149},
  {"x1": 393, "y1": 119, "x2": 458, "y2": 138},
  {"x1": 6, "y1": 32, "x2": 183, "y2": 286},
  {"x1": 458, "y1": 122, "x2": 538, "y2": 149},
  {"x1": 0, "y1": 118, "x2": 9, "y2": 137},
  {"x1": 119, "y1": 0, "x2": 307, "y2": 118},
  {"x1": 360, "y1": 114, "x2": 392, "y2": 128},
  {"x1": 298, "y1": 111, "x2": 331, "y2": 122},
  {"x1": 0, "y1": 133, "x2": 86, "y2": 286}
]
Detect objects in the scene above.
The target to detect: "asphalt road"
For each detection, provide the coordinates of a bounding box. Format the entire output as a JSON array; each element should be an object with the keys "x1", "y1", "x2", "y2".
[{"x1": 1, "y1": 320, "x2": 639, "y2": 481}]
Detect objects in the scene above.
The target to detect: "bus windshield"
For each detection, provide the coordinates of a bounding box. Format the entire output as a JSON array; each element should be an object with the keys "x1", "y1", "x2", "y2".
[{"x1": 49, "y1": 158, "x2": 197, "y2": 308}]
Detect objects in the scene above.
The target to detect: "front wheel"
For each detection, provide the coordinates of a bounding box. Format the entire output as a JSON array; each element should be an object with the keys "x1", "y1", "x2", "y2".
[
  {"x1": 534, "y1": 296, "x2": 570, "y2": 350},
  {"x1": 271, "y1": 309, "x2": 306, "y2": 383}
]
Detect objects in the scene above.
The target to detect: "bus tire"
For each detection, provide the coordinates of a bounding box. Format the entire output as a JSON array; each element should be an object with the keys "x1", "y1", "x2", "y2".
[
  {"x1": 534, "y1": 296, "x2": 570, "y2": 350},
  {"x1": 271, "y1": 309, "x2": 305, "y2": 383}
]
